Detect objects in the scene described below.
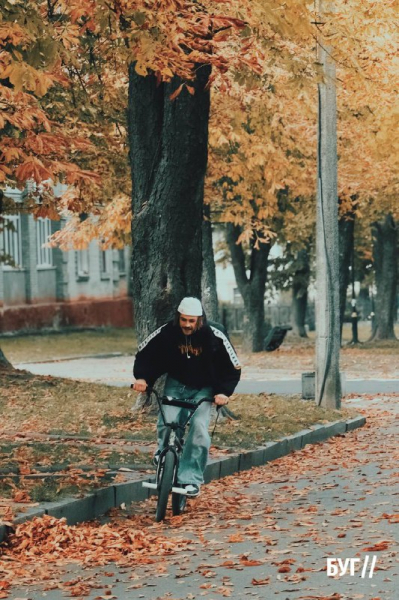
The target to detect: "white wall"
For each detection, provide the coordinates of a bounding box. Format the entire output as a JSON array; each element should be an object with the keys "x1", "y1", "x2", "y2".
[{"x1": 213, "y1": 228, "x2": 283, "y2": 305}]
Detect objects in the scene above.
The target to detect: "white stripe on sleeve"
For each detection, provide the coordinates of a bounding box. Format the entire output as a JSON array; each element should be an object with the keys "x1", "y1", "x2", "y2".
[
  {"x1": 210, "y1": 326, "x2": 241, "y2": 369},
  {"x1": 137, "y1": 324, "x2": 168, "y2": 352}
]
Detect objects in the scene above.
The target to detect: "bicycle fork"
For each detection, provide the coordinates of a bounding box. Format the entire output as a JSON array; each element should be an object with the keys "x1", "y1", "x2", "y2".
[{"x1": 142, "y1": 431, "x2": 189, "y2": 495}]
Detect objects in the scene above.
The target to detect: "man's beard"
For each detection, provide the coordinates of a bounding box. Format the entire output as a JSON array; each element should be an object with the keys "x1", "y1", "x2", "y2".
[{"x1": 182, "y1": 327, "x2": 194, "y2": 334}]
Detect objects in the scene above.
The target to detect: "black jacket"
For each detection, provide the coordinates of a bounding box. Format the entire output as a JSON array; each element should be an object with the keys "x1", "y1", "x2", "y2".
[{"x1": 133, "y1": 321, "x2": 241, "y2": 396}]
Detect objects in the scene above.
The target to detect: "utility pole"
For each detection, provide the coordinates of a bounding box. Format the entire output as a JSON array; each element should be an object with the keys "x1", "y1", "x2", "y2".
[{"x1": 315, "y1": 0, "x2": 341, "y2": 409}]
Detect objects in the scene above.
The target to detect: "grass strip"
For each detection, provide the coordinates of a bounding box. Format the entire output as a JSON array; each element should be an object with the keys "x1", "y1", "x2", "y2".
[{"x1": 0, "y1": 369, "x2": 356, "y2": 503}]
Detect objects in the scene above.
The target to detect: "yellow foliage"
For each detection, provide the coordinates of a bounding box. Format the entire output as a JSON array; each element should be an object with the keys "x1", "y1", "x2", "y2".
[{"x1": 0, "y1": 0, "x2": 397, "y2": 249}]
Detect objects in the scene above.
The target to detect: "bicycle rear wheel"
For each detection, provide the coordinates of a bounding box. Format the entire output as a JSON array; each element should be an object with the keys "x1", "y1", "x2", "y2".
[
  {"x1": 156, "y1": 451, "x2": 175, "y2": 522},
  {"x1": 172, "y1": 490, "x2": 187, "y2": 516}
]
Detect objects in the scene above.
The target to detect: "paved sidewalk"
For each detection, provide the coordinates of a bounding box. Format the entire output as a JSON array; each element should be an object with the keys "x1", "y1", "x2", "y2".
[
  {"x1": 16, "y1": 355, "x2": 399, "y2": 394},
  {"x1": 2, "y1": 395, "x2": 398, "y2": 599}
]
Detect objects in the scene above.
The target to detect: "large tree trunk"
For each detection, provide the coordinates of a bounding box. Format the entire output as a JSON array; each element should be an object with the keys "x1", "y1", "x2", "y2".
[
  {"x1": 338, "y1": 215, "x2": 355, "y2": 338},
  {"x1": 128, "y1": 66, "x2": 211, "y2": 342},
  {"x1": 291, "y1": 248, "x2": 310, "y2": 337},
  {"x1": 0, "y1": 347, "x2": 12, "y2": 369},
  {"x1": 226, "y1": 224, "x2": 271, "y2": 352},
  {"x1": 201, "y1": 204, "x2": 219, "y2": 321},
  {"x1": 371, "y1": 214, "x2": 398, "y2": 340}
]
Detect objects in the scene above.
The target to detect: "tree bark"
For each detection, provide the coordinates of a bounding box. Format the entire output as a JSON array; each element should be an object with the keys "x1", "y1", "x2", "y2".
[
  {"x1": 127, "y1": 65, "x2": 211, "y2": 342},
  {"x1": 226, "y1": 224, "x2": 271, "y2": 352},
  {"x1": 201, "y1": 204, "x2": 219, "y2": 321},
  {"x1": 338, "y1": 215, "x2": 355, "y2": 338},
  {"x1": 291, "y1": 248, "x2": 310, "y2": 337},
  {"x1": 371, "y1": 214, "x2": 398, "y2": 340},
  {"x1": 0, "y1": 347, "x2": 12, "y2": 369}
]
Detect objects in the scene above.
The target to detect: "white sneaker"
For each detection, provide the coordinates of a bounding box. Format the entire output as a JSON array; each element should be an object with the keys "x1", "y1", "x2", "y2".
[{"x1": 184, "y1": 484, "x2": 200, "y2": 497}]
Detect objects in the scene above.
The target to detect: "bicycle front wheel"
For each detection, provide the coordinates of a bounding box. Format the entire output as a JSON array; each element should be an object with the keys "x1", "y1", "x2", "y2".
[
  {"x1": 156, "y1": 451, "x2": 175, "y2": 522},
  {"x1": 172, "y1": 490, "x2": 187, "y2": 516}
]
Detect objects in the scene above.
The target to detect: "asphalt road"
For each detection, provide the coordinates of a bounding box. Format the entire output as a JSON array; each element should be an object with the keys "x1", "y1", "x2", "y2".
[{"x1": 16, "y1": 355, "x2": 399, "y2": 395}]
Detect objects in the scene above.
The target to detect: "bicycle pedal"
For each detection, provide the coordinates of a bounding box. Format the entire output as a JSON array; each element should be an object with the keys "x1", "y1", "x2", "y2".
[
  {"x1": 172, "y1": 486, "x2": 188, "y2": 495},
  {"x1": 142, "y1": 482, "x2": 157, "y2": 489}
]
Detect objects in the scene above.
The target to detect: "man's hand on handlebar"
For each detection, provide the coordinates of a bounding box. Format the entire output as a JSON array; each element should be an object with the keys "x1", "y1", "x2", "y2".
[
  {"x1": 214, "y1": 394, "x2": 229, "y2": 406},
  {"x1": 132, "y1": 379, "x2": 147, "y2": 392}
]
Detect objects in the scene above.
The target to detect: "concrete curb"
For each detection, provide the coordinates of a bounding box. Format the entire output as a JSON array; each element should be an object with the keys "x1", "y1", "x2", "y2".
[{"x1": 0, "y1": 415, "x2": 366, "y2": 544}]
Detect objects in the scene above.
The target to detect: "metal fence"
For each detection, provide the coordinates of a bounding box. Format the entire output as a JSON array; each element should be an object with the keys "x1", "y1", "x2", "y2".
[
  {"x1": 221, "y1": 303, "x2": 308, "y2": 333},
  {"x1": 221, "y1": 295, "x2": 397, "y2": 335}
]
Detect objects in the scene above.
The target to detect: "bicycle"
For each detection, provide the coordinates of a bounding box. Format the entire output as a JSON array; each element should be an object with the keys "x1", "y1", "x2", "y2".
[{"x1": 141, "y1": 388, "x2": 214, "y2": 522}]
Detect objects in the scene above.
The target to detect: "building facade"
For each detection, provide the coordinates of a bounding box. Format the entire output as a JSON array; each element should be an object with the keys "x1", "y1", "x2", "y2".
[{"x1": 0, "y1": 187, "x2": 132, "y2": 334}]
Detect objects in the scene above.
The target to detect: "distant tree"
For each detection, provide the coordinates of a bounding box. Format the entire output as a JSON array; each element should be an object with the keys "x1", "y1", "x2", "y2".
[
  {"x1": 202, "y1": 204, "x2": 220, "y2": 322},
  {"x1": 371, "y1": 214, "x2": 398, "y2": 340},
  {"x1": 291, "y1": 248, "x2": 311, "y2": 338},
  {"x1": 338, "y1": 211, "x2": 355, "y2": 339},
  {"x1": 267, "y1": 240, "x2": 313, "y2": 339},
  {"x1": 226, "y1": 224, "x2": 271, "y2": 352}
]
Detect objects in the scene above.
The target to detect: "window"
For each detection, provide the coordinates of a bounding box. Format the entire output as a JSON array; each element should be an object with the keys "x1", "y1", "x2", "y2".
[
  {"x1": 100, "y1": 250, "x2": 108, "y2": 275},
  {"x1": 1, "y1": 215, "x2": 22, "y2": 268},
  {"x1": 36, "y1": 217, "x2": 53, "y2": 268},
  {"x1": 76, "y1": 249, "x2": 89, "y2": 277},
  {"x1": 118, "y1": 249, "x2": 126, "y2": 274}
]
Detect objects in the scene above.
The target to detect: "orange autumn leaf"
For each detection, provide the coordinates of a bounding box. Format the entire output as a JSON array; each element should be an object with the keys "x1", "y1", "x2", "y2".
[
  {"x1": 12, "y1": 489, "x2": 32, "y2": 503},
  {"x1": 0, "y1": 583, "x2": 10, "y2": 590},
  {"x1": 0, "y1": 582, "x2": 10, "y2": 600},
  {"x1": 216, "y1": 587, "x2": 232, "y2": 597},
  {"x1": 251, "y1": 577, "x2": 270, "y2": 585},
  {"x1": 240, "y1": 556, "x2": 264, "y2": 567},
  {"x1": 219, "y1": 560, "x2": 236, "y2": 567},
  {"x1": 382, "y1": 513, "x2": 399, "y2": 524},
  {"x1": 169, "y1": 84, "x2": 184, "y2": 101},
  {"x1": 278, "y1": 565, "x2": 291, "y2": 573},
  {"x1": 362, "y1": 540, "x2": 391, "y2": 552},
  {"x1": 228, "y1": 533, "x2": 244, "y2": 542}
]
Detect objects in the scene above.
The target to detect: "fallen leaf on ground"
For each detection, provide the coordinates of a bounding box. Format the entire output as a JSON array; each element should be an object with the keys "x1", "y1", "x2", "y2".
[{"x1": 251, "y1": 577, "x2": 270, "y2": 585}]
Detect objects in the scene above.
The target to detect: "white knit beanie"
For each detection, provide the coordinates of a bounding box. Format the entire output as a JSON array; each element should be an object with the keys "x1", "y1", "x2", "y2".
[{"x1": 177, "y1": 297, "x2": 203, "y2": 317}]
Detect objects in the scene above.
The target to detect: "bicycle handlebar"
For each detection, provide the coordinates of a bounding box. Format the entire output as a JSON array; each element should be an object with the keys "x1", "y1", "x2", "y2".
[
  {"x1": 160, "y1": 396, "x2": 214, "y2": 411},
  {"x1": 146, "y1": 387, "x2": 213, "y2": 410},
  {"x1": 130, "y1": 384, "x2": 215, "y2": 410}
]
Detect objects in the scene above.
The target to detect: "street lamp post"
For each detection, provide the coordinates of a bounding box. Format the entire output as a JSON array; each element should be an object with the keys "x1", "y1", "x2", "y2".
[{"x1": 315, "y1": 0, "x2": 342, "y2": 409}]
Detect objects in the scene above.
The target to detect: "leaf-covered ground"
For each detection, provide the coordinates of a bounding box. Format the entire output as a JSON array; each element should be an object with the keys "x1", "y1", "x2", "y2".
[
  {"x1": 239, "y1": 340, "x2": 399, "y2": 380},
  {"x1": 237, "y1": 324, "x2": 399, "y2": 380},
  {"x1": 0, "y1": 395, "x2": 397, "y2": 599},
  {"x1": 0, "y1": 367, "x2": 354, "y2": 506},
  {"x1": 0, "y1": 325, "x2": 395, "y2": 521}
]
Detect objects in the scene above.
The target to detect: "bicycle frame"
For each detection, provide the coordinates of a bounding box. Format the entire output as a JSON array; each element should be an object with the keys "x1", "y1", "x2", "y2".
[{"x1": 141, "y1": 388, "x2": 213, "y2": 519}]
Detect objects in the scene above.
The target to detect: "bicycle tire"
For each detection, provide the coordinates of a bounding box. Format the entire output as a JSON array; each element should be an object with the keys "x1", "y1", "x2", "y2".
[
  {"x1": 155, "y1": 451, "x2": 175, "y2": 522},
  {"x1": 172, "y1": 490, "x2": 187, "y2": 516}
]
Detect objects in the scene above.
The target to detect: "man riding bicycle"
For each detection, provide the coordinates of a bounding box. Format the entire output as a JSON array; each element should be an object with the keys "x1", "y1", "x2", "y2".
[{"x1": 132, "y1": 297, "x2": 241, "y2": 498}]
